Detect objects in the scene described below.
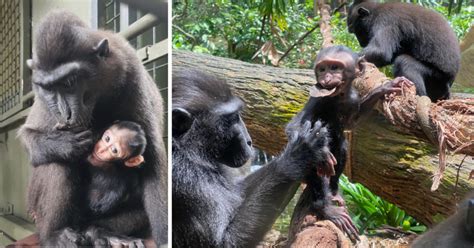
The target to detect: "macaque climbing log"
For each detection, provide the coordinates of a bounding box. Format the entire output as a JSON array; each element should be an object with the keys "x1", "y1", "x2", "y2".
[
  {"x1": 321, "y1": 1, "x2": 472, "y2": 190},
  {"x1": 353, "y1": 63, "x2": 474, "y2": 191}
]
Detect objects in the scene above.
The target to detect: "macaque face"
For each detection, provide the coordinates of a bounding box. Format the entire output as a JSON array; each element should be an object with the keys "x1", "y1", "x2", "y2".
[
  {"x1": 313, "y1": 53, "x2": 357, "y2": 97},
  {"x1": 88, "y1": 126, "x2": 135, "y2": 167}
]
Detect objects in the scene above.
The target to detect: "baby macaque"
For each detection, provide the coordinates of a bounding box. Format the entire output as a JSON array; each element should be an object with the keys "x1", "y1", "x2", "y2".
[
  {"x1": 288, "y1": 45, "x2": 411, "y2": 241},
  {"x1": 86, "y1": 121, "x2": 147, "y2": 214},
  {"x1": 87, "y1": 121, "x2": 146, "y2": 168}
]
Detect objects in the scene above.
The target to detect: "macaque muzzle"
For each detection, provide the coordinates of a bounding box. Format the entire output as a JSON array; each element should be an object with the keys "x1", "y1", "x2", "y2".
[{"x1": 310, "y1": 83, "x2": 339, "y2": 98}]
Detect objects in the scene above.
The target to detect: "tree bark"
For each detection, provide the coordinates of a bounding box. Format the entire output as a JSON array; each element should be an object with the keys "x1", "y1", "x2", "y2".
[{"x1": 173, "y1": 50, "x2": 474, "y2": 225}]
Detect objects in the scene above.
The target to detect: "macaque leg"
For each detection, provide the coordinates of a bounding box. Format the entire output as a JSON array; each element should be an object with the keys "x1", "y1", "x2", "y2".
[
  {"x1": 329, "y1": 141, "x2": 346, "y2": 206},
  {"x1": 31, "y1": 165, "x2": 84, "y2": 245}
]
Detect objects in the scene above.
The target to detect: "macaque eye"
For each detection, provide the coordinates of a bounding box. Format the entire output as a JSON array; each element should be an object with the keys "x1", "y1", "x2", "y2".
[
  {"x1": 111, "y1": 146, "x2": 118, "y2": 154},
  {"x1": 104, "y1": 135, "x2": 110, "y2": 142},
  {"x1": 330, "y1": 65, "x2": 339, "y2": 70},
  {"x1": 226, "y1": 113, "x2": 239, "y2": 123},
  {"x1": 318, "y1": 67, "x2": 326, "y2": 73}
]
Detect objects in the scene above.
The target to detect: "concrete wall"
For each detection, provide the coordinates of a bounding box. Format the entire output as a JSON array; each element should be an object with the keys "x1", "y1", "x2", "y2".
[{"x1": 0, "y1": 121, "x2": 31, "y2": 221}]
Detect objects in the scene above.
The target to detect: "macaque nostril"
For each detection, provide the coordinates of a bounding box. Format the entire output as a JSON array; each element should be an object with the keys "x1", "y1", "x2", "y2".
[{"x1": 66, "y1": 109, "x2": 72, "y2": 121}]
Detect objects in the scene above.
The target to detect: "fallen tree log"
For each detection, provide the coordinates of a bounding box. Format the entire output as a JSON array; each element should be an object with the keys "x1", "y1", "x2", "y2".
[{"x1": 173, "y1": 50, "x2": 474, "y2": 225}]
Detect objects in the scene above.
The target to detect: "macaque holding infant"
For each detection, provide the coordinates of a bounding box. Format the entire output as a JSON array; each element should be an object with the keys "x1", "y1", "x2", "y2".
[{"x1": 30, "y1": 121, "x2": 147, "y2": 221}]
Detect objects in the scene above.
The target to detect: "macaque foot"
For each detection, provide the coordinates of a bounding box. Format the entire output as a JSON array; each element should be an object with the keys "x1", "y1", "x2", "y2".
[
  {"x1": 44, "y1": 228, "x2": 89, "y2": 247},
  {"x1": 109, "y1": 236, "x2": 145, "y2": 248},
  {"x1": 301, "y1": 215, "x2": 318, "y2": 229},
  {"x1": 323, "y1": 205, "x2": 359, "y2": 242},
  {"x1": 85, "y1": 226, "x2": 145, "y2": 248},
  {"x1": 317, "y1": 149, "x2": 337, "y2": 178}
]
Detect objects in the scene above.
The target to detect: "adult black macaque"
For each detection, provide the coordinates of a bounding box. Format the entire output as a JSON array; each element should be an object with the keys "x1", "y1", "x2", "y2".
[
  {"x1": 287, "y1": 46, "x2": 410, "y2": 241},
  {"x1": 411, "y1": 191, "x2": 474, "y2": 248},
  {"x1": 347, "y1": 0, "x2": 461, "y2": 102},
  {"x1": 18, "y1": 10, "x2": 167, "y2": 246},
  {"x1": 172, "y1": 69, "x2": 336, "y2": 248}
]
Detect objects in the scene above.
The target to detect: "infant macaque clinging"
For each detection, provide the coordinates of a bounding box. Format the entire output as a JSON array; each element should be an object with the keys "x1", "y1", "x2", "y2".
[
  {"x1": 86, "y1": 121, "x2": 147, "y2": 215},
  {"x1": 288, "y1": 45, "x2": 412, "y2": 241}
]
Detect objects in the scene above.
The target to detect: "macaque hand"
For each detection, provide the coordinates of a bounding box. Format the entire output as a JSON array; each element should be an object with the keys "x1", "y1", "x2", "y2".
[
  {"x1": 317, "y1": 147, "x2": 337, "y2": 178},
  {"x1": 52, "y1": 127, "x2": 94, "y2": 159},
  {"x1": 286, "y1": 120, "x2": 336, "y2": 178},
  {"x1": 381, "y1": 76, "x2": 414, "y2": 97}
]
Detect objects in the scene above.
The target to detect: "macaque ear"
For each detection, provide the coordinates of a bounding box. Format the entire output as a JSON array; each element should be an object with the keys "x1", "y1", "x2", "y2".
[
  {"x1": 93, "y1": 38, "x2": 109, "y2": 57},
  {"x1": 26, "y1": 59, "x2": 34, "y2": 69},
  {"x1": 172, "y1": 108, "x2": 194, "y2": 137},
  {"x1": 356, "y1": 56, "x2": 366, "y2": 76},
  {"x1": 124, "y1": 155, "x2": 144, "y2": 167},
  {"x1": 358, "y1": 7, "x2": 370, "y2": 17}
]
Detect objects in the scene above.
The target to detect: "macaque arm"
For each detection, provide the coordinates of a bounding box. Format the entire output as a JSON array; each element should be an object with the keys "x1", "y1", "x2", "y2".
[
  {"x1": 18, "y1": 125, "x2": 93, "y2": 166},
  {"x1": 222, "y1": 160, "x2": 299, "y2": 247},
  {"x1": 357, "y1": 86, "x2": 386, "y2": 118},
  {"x1": 286, "y1": 97, "x2": 321, "y2": 135},
  {"x1": 223, "y1": 121, "x2": 333, "y2": 247},
  {"x1": 362, "y1": 25, "x2": 399, "y2": 67},
  {"x1": 357, "y1": 77, "x2": 413, "y2": 121}
]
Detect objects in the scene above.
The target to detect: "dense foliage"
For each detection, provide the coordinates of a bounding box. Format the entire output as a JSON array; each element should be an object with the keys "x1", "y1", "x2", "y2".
[
  {"x1": 173, "y1": 0, "x2": 473, "y2": 69},
  {"x1": 339, "y1": 175, "x2": 427, "y2": 234}
]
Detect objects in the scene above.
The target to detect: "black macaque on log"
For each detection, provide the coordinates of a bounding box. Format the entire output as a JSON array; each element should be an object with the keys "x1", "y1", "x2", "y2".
[
  {"x1": 172, "y1": 69, "x2": 336, "y2": 248},
  {"x1": 287, "y1": 45, "x2": 411, "y2": 241},
  {"x1": 18, "y1": 10, "x2": 167, "y2": 247},
  {"x1": 412, "y1": 191, "x2": 474, "y2": 248},
  {"x1": 347, "y1": 0, "x2": 461, "y2": 102}
]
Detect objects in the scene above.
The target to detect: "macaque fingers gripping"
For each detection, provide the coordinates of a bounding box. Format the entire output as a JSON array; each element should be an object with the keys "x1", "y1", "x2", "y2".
[
  {"x1": 323, "y1": 205, "x2": 360, "y2": 242},
  {"x1": 316, "y1": 149, "x2": 337, "y2": 178}
]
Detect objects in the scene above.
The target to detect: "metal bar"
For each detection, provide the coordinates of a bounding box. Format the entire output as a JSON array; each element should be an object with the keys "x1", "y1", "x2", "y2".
[
  {"x1": 22, "y1": 91, "x2": 33, "y2": 103},
  {"x1": 0, "y1": 230, "x2": 16, "y2": 242},
  {"x1": 144, "y1": 39, "x2": 168, "y2": 62},
  {"x1": 119, "y1": 13, "x2": 158, "y2": 40},
  {"x1": 119, "y1": 2, "x2": 129, "y2": 31},
  {"x1": 105, "y1": 15, "x2": 120, "y2": 24},
  {"x1": 0, "y1": 107, "x2": 29, "y2": 129},
  {"x1": 118, "y1": 0, "x2": 167, "y2": 22}
]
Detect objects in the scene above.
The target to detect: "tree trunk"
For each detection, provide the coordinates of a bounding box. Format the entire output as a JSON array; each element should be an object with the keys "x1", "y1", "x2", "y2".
[{"x1": 173, "y1": 50, "x2": 474, "y2": 225}]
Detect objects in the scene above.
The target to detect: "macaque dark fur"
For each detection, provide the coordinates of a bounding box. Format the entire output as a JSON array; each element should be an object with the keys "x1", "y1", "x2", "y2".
[
  {"x1": 86, "y1": 121, "x2": 146, "y2": 215},
  {"x1": 412, "y1": 191, "x2": 474, "y2": 248},
  {"x1": 172, "y1": 69, "x2": 335, "y2": 247},
  {"x1": 18, "y1": 10, "x2": 167, "y2": 246},
  {"x1": 87, "y1": 163, "x2": 142, "y2": 215},
  {"x1": 288, "y1": 46, "x2": 407, "y2": 240},
  {"x1": 347, "y1": 0, "x2": 461, "y2": 101}
]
